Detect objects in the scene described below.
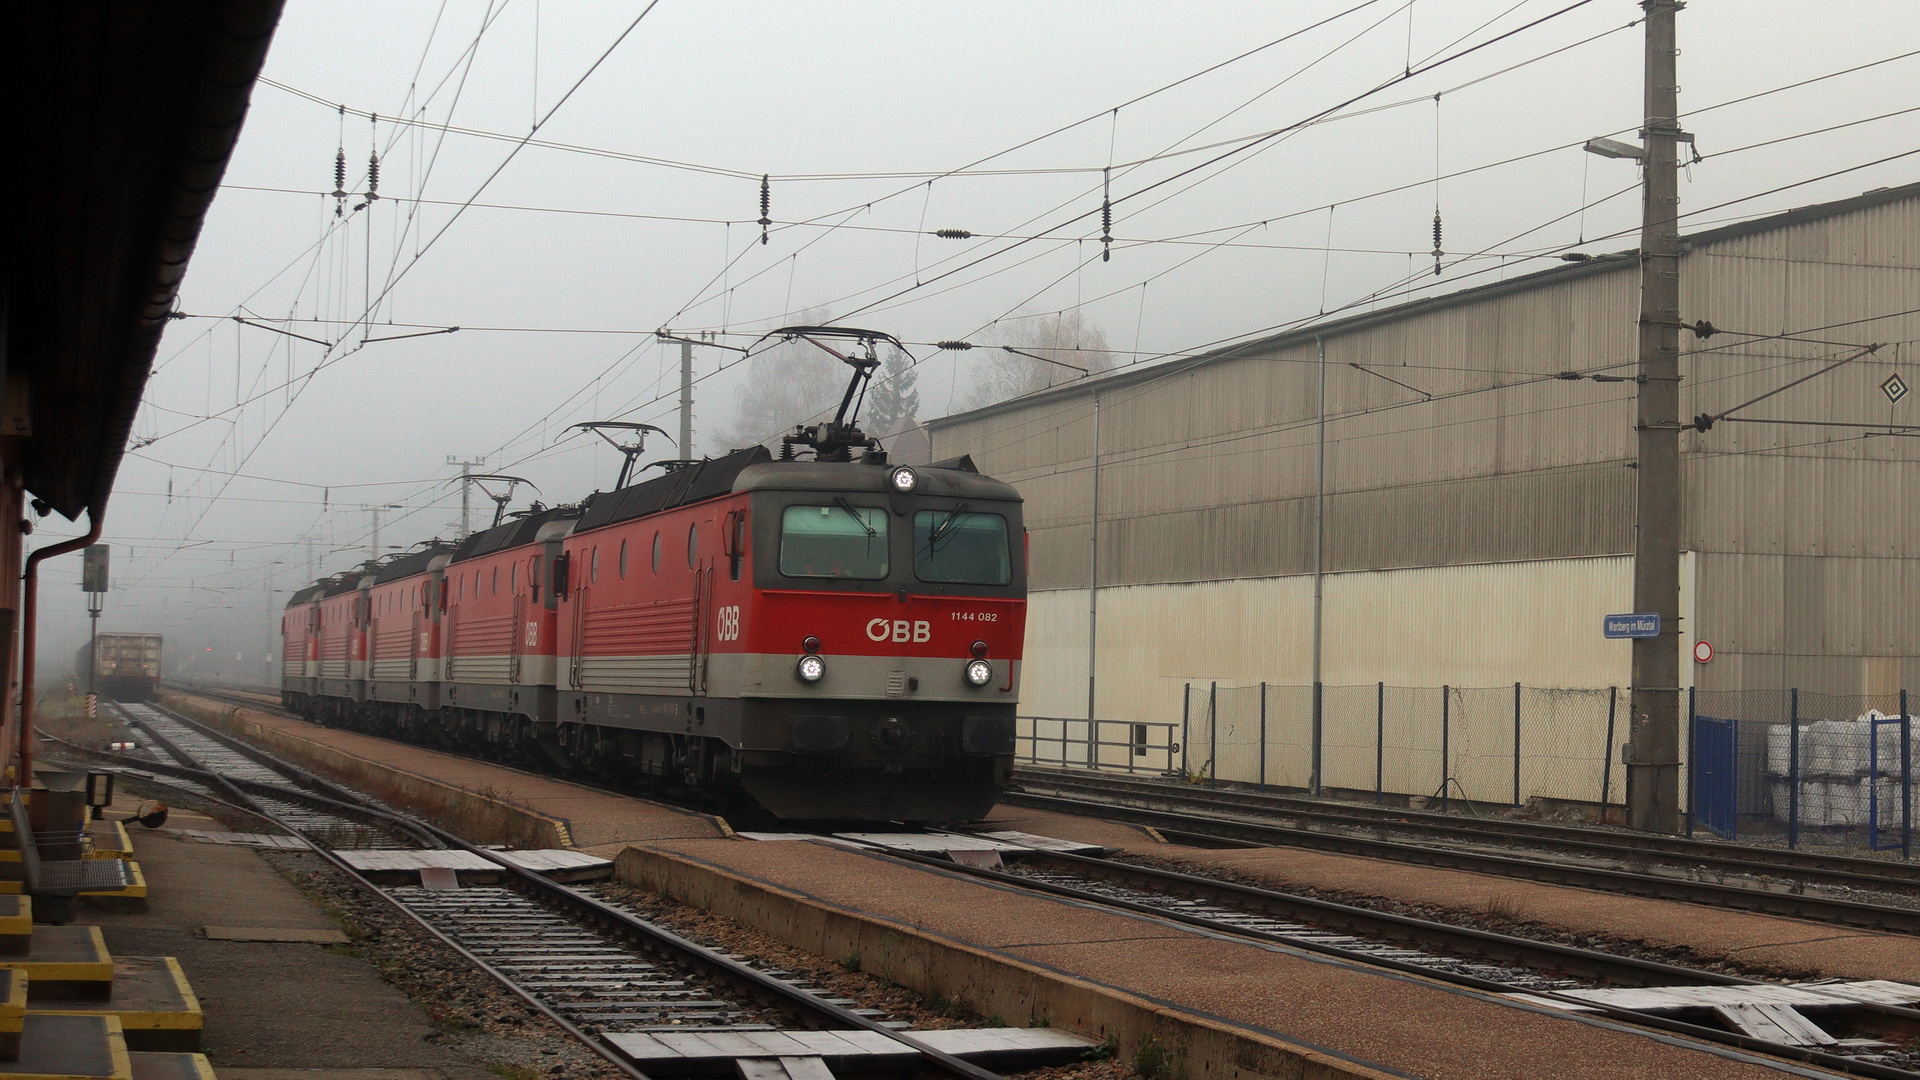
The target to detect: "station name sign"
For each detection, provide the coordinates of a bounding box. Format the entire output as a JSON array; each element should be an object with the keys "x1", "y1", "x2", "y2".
[{"x1": 1603, "y1": 612, "x2": 1661, "y2": 639}]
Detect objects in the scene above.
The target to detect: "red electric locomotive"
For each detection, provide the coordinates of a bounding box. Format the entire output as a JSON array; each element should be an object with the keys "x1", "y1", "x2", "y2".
[{"x1": 282, "y1": 327, "x2": 1027, "y2": 821}]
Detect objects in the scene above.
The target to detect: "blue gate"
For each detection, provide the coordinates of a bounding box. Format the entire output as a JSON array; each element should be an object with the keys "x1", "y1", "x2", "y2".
[
  {"x1": 1869, "y1": 714, "x2": 1910, "y2": 853},
  {"x1": 1690, "y1": 714, "x2": 1737, "y2": 839}
]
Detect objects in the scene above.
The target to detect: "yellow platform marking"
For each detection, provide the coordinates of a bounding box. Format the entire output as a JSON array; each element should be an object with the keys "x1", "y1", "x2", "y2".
[
  {"x1": 124, "y1": 1053, "x2": 214, "y2": 1080},
  {"x1": 0, "y1": 895, "x2": 30, "y2": 936},
  {"x1": 32, "y1": 958, "x2": 202, "y2": 1033},
  {"x1": 2, "y1": 1013, "x2": 132, "y2": 1080},
  {"x1": 0, "y1": 926, "x2": 113, "y2": 985},
  {"x1": 0, "y1": 969, "x2": 25, "y2": 1035}
]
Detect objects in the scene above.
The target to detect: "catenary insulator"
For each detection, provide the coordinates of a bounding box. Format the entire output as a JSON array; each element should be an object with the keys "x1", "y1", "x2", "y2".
[{"x1": 758, "y1": 175, "x2": 771, "y2": 245}]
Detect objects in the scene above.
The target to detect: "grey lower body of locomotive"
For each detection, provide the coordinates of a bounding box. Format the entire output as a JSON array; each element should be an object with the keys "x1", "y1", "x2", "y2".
[{"x1": 283, "y1": 678, "x2": 1015, "y2": 821}]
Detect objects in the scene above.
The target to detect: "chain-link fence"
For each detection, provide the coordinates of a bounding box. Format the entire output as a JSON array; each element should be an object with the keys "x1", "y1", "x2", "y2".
[{"x1": 1017, "y1": 684, "x2": 1917, "y2": 852}]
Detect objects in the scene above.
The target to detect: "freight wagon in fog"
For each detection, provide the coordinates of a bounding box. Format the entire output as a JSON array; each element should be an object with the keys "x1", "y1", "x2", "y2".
[{"x1": 76, "y1": 632, "x2": 163, "y2": 701}]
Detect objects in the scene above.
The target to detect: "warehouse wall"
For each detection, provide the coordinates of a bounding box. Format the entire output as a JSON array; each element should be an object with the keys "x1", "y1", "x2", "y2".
[
  {"x1": 936, "y1": 184, "x2": 1919, "y2": 703},
  {"x1": 1017, "y1": 554, "x2": 1689, "y2": 726},
  {"x1": 1679, "y1": 191, "x2": 1920, "y2": 694}
]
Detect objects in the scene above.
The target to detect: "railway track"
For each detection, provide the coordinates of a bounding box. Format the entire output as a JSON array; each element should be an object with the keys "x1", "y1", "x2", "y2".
[
  {"x1": 847, "y1": 839, "x2": 1920, "y2": 1077},
  {"x1": 99, "y1": 699, "x2": 1013, "y2": 1080},
  {"x1": 1011, "y1": 768, "x2": 1920, "y2": 931},
  {"x1": 1016, "y1": 767, "x2": 1920, "y2": 889},
  {"x1": 145, "y1": 685, "x2": 1920, "y2": 1071}
]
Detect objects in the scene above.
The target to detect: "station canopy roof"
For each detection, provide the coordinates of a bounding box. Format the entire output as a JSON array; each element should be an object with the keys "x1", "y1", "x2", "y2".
[{"x1": 7, "y1": 2, "x2": 283, "y2": 520}]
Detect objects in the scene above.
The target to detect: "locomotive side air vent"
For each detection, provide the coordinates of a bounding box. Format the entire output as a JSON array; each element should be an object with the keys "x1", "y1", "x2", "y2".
[{"x1": 886, "y1": 670, "x2": 908, "y2": 698}]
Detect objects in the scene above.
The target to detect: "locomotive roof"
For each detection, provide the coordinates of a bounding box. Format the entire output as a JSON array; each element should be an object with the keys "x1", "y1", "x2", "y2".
[
  {"x1": 373, "y1": 543, "x2": 457, "y2": 583},
  {"x1": 286, "y1": 583, "x2": 327, "y2": 608},
  {"x1": 285, "y1": 574, "x2": 364, "y2": 606},
  {"x1": 733, "y1": 460, "x2": 1021, "y2": 502},
  {"x1": 573, "y1": 446, "x2": 773, "y2": 532},
  {"x1": 448, "y1": 506, "x2": 574, "y2": 563}
]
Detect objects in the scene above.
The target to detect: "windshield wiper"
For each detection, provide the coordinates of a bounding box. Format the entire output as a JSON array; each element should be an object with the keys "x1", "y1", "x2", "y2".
[
  {"x1": 923, "y1": 502, "x2": 969, "y2": 555},
  {"x1": 833, "y1": 497, "x2": 877, "y2": 538}
]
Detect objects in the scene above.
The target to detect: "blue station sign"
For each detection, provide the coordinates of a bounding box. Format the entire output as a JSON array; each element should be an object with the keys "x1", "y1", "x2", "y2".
[{"x1": 1603, "y1": 612, "x2": 1662, "y2": 639}]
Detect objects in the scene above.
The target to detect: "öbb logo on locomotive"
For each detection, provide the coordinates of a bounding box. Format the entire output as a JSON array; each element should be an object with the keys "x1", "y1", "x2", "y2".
[
  {"x1": 866, "y1": 618, "x2": 931, "y2": 643},
  {"x1": 278, "y1": 325, "x2": 1027, "y2": 822}
]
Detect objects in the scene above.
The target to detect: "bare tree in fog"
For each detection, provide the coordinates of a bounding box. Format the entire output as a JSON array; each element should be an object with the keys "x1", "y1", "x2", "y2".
[
  {"x1": 963, "y1": 309, "x2": 1114, "y2": 408},
  {"x1": 711, "y1": 312, "x2": 847, "y2": 452}
]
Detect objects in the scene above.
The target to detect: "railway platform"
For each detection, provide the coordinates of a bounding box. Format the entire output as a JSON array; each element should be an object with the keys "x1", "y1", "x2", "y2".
[
  {"x1": 67, "y1": 799, "x2": 531, "y2": 1079},
  {"x1": 0, "y1": 790, "x2": 209, "y2": 1080}
]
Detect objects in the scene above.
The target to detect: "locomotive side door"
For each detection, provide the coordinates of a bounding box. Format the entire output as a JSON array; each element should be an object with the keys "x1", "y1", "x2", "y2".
[{"x1": 689, "y1": 558, "x2": 713, "y2": 695}]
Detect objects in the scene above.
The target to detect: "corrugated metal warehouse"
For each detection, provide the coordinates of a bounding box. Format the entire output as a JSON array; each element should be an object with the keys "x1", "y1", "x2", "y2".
[{"x1": 929, "y1": 182, "x2": 1919, "y2": 757}]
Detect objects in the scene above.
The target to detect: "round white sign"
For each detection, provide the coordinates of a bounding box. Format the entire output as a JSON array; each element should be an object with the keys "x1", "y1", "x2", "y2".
[{"x1": 1693, "y1": 639, "x2": 1714, "y2": 664}]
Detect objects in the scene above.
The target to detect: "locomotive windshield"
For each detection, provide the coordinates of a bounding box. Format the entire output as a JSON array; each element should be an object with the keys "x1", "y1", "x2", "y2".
[
  {"x1": 780, "y1": 503, "x2": 889, "y2": 579},
  {"x1": 914, "y1": 510, "x2": 1011, "y2": 585}
]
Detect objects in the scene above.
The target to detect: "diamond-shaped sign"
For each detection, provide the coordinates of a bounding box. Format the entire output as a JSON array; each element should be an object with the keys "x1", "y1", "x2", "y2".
[{"x1": 1884, "y1": 372, "x2": 1910, "y2": 405}]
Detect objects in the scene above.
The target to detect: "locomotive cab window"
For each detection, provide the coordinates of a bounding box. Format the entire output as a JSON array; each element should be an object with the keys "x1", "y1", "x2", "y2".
[
  {"x1": 913, "y1": 510, "x2": 1012, "y2": 585},
  {"x1": 780, "y1": 504, "x2": 888, "y2": 580}
]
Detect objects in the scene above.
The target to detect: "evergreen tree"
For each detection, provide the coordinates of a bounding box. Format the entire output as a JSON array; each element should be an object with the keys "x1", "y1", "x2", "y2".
[{"x1": 863, "y1": 346, "x2": 921, "y2": 437}]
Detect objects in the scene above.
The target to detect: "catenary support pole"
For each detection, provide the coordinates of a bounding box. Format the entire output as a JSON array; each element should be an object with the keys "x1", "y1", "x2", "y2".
[
  {"x1": 1311, "y1": 336, "x2": 1328, "y2": 796},
  {"x1": 1312, "y1": 681, "x2": 1324, "y2": 797},
  {"x1": 679, "y1": 338, "x2": 694, "y2": 461},
  {"x1": 1087, "y1": 390, "x2": 1100, "y2": 729},
  {"x1": 447, "y1": 456, "x2": 486, "y2": 540},
  {"x1": 1440, "y1": 685, "x2": 1451, "y2": 814},
  {"x1": 1625, "y1": 0, "x2": 1687, "y2": 834}
]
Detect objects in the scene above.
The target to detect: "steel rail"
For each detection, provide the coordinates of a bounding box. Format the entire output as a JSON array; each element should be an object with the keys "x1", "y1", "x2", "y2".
[
  {"x1": 1016, "y1": 767, "x2": 1920, "y2": 890},
  {"x1": 121, "y1": 698, "x2": 1011, "y2": 1080},
  {"x1": 1011, "y1": 848, "x2": 1746, "y2": 988},
  {"x1": 853, "y1": 844, "x2": 1920, "y2": 1080},
  {"x1": 1005, "y1": 789, "x2": 1920, "y2": 933}
]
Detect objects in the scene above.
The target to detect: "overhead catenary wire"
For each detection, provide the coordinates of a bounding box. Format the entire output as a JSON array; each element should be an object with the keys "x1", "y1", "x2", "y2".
[{"x1": 116, "y1": 25, "x2": 1920, "y2": 599}]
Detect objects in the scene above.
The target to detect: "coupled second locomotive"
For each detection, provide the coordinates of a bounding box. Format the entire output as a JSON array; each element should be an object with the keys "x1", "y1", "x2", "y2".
[{"x1": 280, "y1": 328, "x2": 1026, "y2": 821}]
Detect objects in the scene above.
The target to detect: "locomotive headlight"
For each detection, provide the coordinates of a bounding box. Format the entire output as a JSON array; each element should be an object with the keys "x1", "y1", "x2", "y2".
[
  {"x1": 796, "y1": 654, "x2": 826, "y2": 683},
  {"x1": 889, "y1": 465, "x2": 918, "y2": 493},
  {"x1": 964, "y1": 658, "x2": 993, "y2": 687}
]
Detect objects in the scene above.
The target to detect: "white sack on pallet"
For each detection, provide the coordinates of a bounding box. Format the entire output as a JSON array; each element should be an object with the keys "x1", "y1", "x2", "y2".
[
  {"x1": 1767, "y1": 776, "x2": 1907, "y2": 827},
  {"x1": 1764, "y1": 713, "x2": 1907, "y2": 779}
]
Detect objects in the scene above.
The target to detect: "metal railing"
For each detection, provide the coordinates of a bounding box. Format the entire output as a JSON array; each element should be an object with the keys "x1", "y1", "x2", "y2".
[
  {"x1": 1015, "y1": 716, "x2": 1181, "y2": 775},
  {"x1": 1021, "y1": 682, "x2": 1918, "y2": 852}
]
